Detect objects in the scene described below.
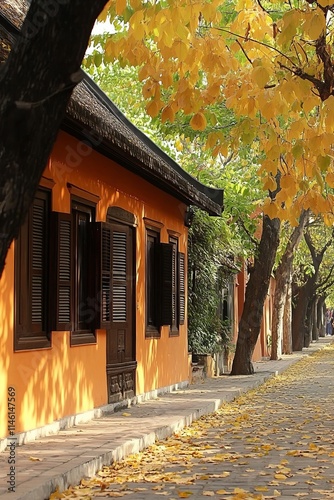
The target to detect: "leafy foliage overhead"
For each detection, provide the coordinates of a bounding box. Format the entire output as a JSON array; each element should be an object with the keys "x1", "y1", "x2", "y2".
[{"x1": 88, "y1": 0, "x2": 334, "y2": 224}]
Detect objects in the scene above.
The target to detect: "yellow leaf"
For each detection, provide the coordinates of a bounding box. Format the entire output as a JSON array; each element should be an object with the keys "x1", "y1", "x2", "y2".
[
  {"x1": 303, "y1": 95, "x2": 319, "y2": 114},
  {"x1": 178, "y1": 492, "x2": 193, "y2": 498},
  {"x1": 263, "y1": 176, "x2": 277, "y2": 192},
  {"x1": 216, "y1": 490, "x2": 228, "y2": 495},
  {"x1": 116, "y1": 0, "x2": 126, "y2": 15},
  {"x1": 317, "y1": 155, "x2": 331, "y2": 171},
  {"x1": 122, "y1": 412, "x2": 131, "y2": 417},
  {"x1": 175, "y1": 138, "x2": 183, "y2": 152},
  {"x1": 172, "y1": 40, "x2": 189, "y2": 61},
  {"x1": 190, "y1": 112, "x2": 207, "y2": 131},
  {"x1": 305, "y1": 11, "x2": 326, "y2": 40},
  {"x1": 98, "y1": 0, "x2": 113, "y2": 22},
  {"x1": 129, "y1": 10, "x2": 145, "y2": 40},
  {"x1": 203, "y1": 492, "x2": 215, "y2": 497},
  {"x1": 161, "y1": 106, "x2": 175, "y2": 124},
  {"x1": 233, "y1": 488, "x2": 247, "y2": 494},
  {"x1": 274, "y1": 473, "x2": 287, "y2": 480},
  {"x1": 220, "y1": 471, "x2": 230, "y2": 478},
  {"x1": 146, "y1": 100, "x2": 161, "y2": 118},
  {"x1": 142, "y1": 80, "x2": 156, "y2": 99},
  {"x1": 292, "y1": 142, "x2": 303, "y2": 160},
  {"x1": 49, "y1": 490, "x2": 65, "y2": 500},
  {"x1": 255, "y1": 486, "x2": 269, "y2": 491},
  {"x1": 29, "y1": 456, "x2": 42, "y2": 461},
  {"x1": 280, "y1": 175, "x2": 296, "y2": 190},
  {"x1": 278, "y1": 467, "x2": 291, "y2": 475},
  {"x1": 252, "y1": 66, "x2": 270, "y2": 88}
]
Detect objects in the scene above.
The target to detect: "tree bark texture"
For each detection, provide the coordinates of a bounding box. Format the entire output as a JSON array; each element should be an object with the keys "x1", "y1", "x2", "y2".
[
  {"x1": 292, "y1": 230, "x2": 331, "y2": 351},
  {"x1": 0, "y1": 0, "x2": 108, "y2": 278},
  {"x1": 230, "y1": 215, "x2": 280, "y2": 375},
  {"x1": 270, "y1": 211, "x2": 308, "y2": 360},
  {"x1": 304, "y1": 295, "x2": 314, "y2": 347},
  {"x1": 282, "y1": 281, "x2": 293, "y2": 354},
  {"x1": 312, "y1": 297, "x2": 318, "y2": 341},
  {"x1": 292, "y1": 280, "x2": 313, "y2": 351},
  {"x1": 317, "y1": 296, "x2": 326, "y2": 337}
]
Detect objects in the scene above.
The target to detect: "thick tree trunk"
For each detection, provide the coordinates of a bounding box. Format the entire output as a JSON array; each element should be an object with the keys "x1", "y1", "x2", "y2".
[
  {"x1": 292, "y1": 282, "x2": 312, "y2": 351},
  {"x1": 292, "y1": 229, "x2": 330, "y2": 351},
  {"x1": 231, "y1": 215, "x2": 280, "y2": 375},
  {"x1": 282, "y1": 281, "x2": 293, "y2": 354},
  {"x1": 292, "y1": 275, "x2": 315, "y2": 351},
  {"x1": 312, "y1": 297, "x2": 318, "y2": 341},
  {"x1": 317, "y1": 296, "x2": 326, "y2": 337},
  {"x1": 271, "y1": 212, "x2": 308, "y2": 360},
  {"x1": 0, "y1": 0, "x2": 108, "y2": 278},
  {"x1": 304, "y1": 295, "x2": 314, "y2": 347},
  {"x1": 270, "y1": 271, "x2": 284, "y2": 360}
]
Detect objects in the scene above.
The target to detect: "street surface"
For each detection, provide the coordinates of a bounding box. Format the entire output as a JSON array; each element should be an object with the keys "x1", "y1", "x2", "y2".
[{"x1": 54, "y1": 344, "x2": 334, "y2": 499}]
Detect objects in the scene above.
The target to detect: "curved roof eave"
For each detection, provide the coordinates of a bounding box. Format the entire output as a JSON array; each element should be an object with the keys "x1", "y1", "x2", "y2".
[{"x1": 63, "y1": 74, "x2": 223, "y2": 216}]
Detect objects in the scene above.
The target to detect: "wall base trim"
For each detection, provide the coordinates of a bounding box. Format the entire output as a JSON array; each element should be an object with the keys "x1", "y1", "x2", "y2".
[{"x1": 0, "y1": 380, "x2": 189, "y2": 452}]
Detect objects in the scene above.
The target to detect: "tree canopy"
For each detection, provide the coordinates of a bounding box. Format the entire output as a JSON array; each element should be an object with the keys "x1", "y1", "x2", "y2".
[{"x1": 89, "y1": 0, "x2": 334, "y2": 224}]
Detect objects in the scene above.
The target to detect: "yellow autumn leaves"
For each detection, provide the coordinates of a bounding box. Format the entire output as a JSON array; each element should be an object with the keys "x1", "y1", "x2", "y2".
[{"x1": 94, "y1": 0, "x2": 334, "y2": 222}]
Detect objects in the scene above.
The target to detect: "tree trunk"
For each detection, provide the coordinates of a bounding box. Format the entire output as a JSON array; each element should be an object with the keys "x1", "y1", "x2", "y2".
[
  {"x1": 270, "y1": 212, "x2": 308, "y2": 360},
  {"x1": 292, "y1": 274, "x2": 318, "y2": 350},
  {"x1": 0, "y1": 0, "x2": 108, "y2": 278},
  {"x1": 312, "y1": 297, "x2": 318, "y2": 341},
  {"x1": 317, "y1": 296, "x2": 326, "y2": 337},
  {"x1": 231, "y1": 215, "x2": 280, "y2": 375},
  {"x1": 292, "y1": 228, "x2": 330, "y2": 351},
  {"x1": 282, "y1": 281, "x2": 293, "y2": 354},
  {"x1": 270, "y1": 271, "x2": 284, "y2": 360},
  {"x1": 304, "y1": 295, "x2": 314, "y2": 347},
  {"x1": 292, "y1": 282, "x2": 311, "y2": 350}
]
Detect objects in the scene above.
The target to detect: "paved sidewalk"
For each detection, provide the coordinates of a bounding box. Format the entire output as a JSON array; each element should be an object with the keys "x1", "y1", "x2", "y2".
[{"x1": 0, "y1": 338, "x2": 332, "y2": 500}]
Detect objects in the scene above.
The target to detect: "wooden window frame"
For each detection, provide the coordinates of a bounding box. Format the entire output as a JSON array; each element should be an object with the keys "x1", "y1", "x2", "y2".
[
  {"x1": 14, "y1": 188, "x2": 51, "y2": 351},
  {"x1": 70, "y1": 197, "x2": 97, "y2": 346}
]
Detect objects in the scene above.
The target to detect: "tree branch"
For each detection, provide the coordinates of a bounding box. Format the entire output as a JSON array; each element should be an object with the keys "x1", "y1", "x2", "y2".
[{"x1": 237, "y1": 216, "x2": 259, "y2": 247}]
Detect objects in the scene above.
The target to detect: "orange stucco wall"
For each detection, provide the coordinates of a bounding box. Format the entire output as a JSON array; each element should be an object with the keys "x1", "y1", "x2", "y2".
[{"x1": 0, "y1": 131, "x2": 189, "y2": 438}]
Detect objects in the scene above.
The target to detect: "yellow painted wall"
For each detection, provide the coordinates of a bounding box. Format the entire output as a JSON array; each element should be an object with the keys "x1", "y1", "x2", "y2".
[{"x1": 0, "y1": 131, "x2": 189, "y2": 438}]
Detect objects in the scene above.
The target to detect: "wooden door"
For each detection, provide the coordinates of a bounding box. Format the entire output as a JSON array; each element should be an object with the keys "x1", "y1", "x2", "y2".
[{"x1": 106, "y1": 223, "x2": 136, "y2": 403}]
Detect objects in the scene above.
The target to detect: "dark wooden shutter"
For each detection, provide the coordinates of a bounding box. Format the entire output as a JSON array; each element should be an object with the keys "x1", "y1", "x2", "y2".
[
  {"x1": 178, "y1": 252, "x2": 185, "y2": 325},
  {"x1": 159, "y1": 243, "x2": 173, "y2": 326},
  {"x1": 112, "y1": 229, "x2": 128, "y2": 323},
  {"x1": 98, "y1": 222, "x2": 112, "y2": 329},
  {"x1": 171, "y1": 243, "x2": 176, "y2": 326},
  {"x1": 15, "y1": 211, "x2": 29, "y2": 339},
  {"x1": 31, "y1": 194, "x2": 49, "y2": 334},
  {"x1": 52, "y1": 212, "x2": 72, "y2": 331},
  {"x1": 15, "y1": 189, "x2": 51, "y2": 350}
]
